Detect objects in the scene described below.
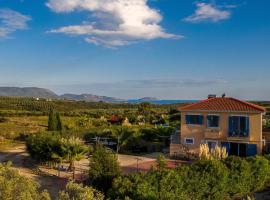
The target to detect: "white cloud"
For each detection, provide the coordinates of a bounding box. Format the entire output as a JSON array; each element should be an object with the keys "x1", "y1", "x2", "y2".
[
  {"x1": 47, "y1": 0, "x2": 181, "y2": 47},
  {"x1": 0, "y1": 9, "x2": 31, "y2": 38},
  {"x1": 184, "y1": 2, "x2": 231, "y2": 23}
]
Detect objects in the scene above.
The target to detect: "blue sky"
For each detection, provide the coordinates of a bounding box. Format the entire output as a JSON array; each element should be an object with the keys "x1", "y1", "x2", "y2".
[{"x1": 0, "y1": 0, "x2": 269, "y2": 100}]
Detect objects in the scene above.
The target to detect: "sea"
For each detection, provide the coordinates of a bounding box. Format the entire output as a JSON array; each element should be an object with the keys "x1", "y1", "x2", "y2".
[{"x1": 126, "y1": 100, "x2": 198, "y2": 105}]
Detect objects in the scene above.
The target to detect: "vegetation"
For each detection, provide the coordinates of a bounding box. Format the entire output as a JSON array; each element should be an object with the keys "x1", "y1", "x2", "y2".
[
  {"x1": 1, "y1": 97, "x2": 270, "y2": 199},
  {"x1": 0, "y1": 163, "x2": 50, "y2": 200},
  {"x1": 199, "y1": 144, "x2": 228, "y2": 160},
  {"x1": 109, "y1": 156, "x2": 270, "y2": 200},
  {"x1": 58, "y1": 181, "x2": 104, "y2": 200},
  {"x1": 89, "y1": 144, "x2": 121, "y2": 193},
  {"x1": 48, "y1": 110, "x2": 62, "y2": 131},
  {"x1": 0, "y1": 163, "x2": 105, "y2": 200},
  {"x1": 26, "y1": 132, "x2": 89, "y2": 171}
]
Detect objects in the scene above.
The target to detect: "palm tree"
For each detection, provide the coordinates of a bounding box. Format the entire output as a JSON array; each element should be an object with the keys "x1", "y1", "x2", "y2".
[
  {"x1": 61, "y1": 137, "x2": 89, "y2": 179},
  {"x1": 113, "y1": 127, "x2": 133, "y2": 154}
]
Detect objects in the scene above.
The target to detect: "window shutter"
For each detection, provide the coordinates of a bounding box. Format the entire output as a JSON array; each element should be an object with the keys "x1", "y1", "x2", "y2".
[
  {"x1": 246, "y1": 117, "x2": 250, "y2": 136},
  {"x1": 199, "y1": 115, "x2": 203, "y2": 125},
  {"x1": 186, "y1": 115, "x2": 190, "y2": 124},
  {"x1": 229, "y1": 116, "x2": 233, "y2": 136},
  {"x1": 247, "y1": 144, "x2": 257, "y2": 156},
  {"x1": 206, "y1": 116, "x2": 210, "y2": 127}
]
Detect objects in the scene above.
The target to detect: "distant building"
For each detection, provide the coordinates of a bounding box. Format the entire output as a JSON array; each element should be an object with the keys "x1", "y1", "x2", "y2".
[{"x1": 170, "y1": 96, "x2": 266, "y2": 157}]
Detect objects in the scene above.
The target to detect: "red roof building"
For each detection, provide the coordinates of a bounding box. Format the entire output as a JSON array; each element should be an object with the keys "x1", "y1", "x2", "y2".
[{"x1": 179, "y1": 97, "x2": 265, "y2": 113}]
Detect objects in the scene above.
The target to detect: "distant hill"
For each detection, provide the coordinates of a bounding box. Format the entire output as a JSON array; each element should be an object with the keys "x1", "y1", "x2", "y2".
[
  {"x1": 138, "y1": 97, "x2": 159, "y2": 102},
  {"x1": 0, "y1": 87, "x2": 58, "y2": 99},
  {"x1": 60, "y1": 93, "x2": 123, "y2": 103},
  {"x1": 0, "y1": 87, "x2": 194, "y2": 104},
  {"x1": 127, "y1": 97, "x2": 160, "y2": 103}
]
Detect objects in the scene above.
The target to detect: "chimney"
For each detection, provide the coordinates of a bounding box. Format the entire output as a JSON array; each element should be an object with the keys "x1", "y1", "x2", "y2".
[{"x1": 208, "y1": 94, "x2": 216, "y2": 99}]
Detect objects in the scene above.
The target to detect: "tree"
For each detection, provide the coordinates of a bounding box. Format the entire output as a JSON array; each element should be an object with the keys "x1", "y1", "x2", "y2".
[
  {"x1": 89, "y1": 144, "x2": 121, "y2": 193},
  {"x1": 26, "y1": 132, "x2": 62, "y2": 164},
  {"x1": 58, "y1": 181, "x2": 104, "y2": 200},
  {"x1": 61, "y1": 137, "x2": 89, "y2": 178},
  {"x1": 48, "y1": 110, "x2": 62, "y2": 131},
  {"x1": 56, "y1": 112, "x2": 62, "y2": 131},
  {"x1": 113, "y1": 127, "x2": 133, "y2": 154},
  {"x1": 48, "y1": 110, "x2": 57, "y2": 131},
  {"x1": 0, "y1": 163, "x2": 51, "y2": 200}
]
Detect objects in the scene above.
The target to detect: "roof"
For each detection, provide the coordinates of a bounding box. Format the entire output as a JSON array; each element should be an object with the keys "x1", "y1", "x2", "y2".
[{"x1": 179, "y1": 97, "x2": 266, "y2": 113}]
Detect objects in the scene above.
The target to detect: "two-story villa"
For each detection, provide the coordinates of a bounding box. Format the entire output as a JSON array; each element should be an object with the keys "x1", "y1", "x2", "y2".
[{"x1": 172, "y1": 95, "x2": 266, "y2": 157}]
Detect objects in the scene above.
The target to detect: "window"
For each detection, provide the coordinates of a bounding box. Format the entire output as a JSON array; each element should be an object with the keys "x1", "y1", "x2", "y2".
[
  {"x1": 184, "y1": 138, "x2": 194, "y2": 145},
  {"x1": 207, "y1": 115, "x2": 220, "y2": 128},
  {"x1": 186, "y1": 115, "x2": 203, "y2": 125},
  {"x1": 229, "y1": 116, "x2": 249, "y2": 137}
]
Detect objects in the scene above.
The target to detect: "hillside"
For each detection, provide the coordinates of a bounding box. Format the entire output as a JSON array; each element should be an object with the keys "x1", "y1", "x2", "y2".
[
  {"x1": 0, "y1": 87, "x2": 58, "y2": 99},
  {"x1": 60, "y1": 93, "x2": 123, "y2": 102}
]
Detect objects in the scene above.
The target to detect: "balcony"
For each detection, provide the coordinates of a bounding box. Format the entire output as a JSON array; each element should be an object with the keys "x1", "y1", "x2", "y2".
[{"x1": 204, "y1": 128, "x2": 222, "y2": 139}]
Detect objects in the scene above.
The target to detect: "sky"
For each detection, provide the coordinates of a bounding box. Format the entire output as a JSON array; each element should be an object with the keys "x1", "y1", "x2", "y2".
[{"x1": 0, "y1": 0, "x2": 269, "y2": 100}]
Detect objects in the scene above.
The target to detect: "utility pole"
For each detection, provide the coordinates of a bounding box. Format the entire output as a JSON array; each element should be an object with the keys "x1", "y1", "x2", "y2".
[{"x1": 174, "y1": 152, "x2": 177, "y2": 167}]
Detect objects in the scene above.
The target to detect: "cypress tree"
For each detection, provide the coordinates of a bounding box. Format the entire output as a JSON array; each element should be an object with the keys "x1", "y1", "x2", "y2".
[
  {"x1": 48, "y1": 109, "x2": 57, "y2": 131},
  {"x1": 56, "y1": 112, "x2": 62, "y2": 131}
]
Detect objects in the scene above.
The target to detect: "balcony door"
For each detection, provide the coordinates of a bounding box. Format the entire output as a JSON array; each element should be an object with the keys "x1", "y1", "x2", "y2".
[{"x1": 229, "y1": 116, "x2": 249, "y2": 137}]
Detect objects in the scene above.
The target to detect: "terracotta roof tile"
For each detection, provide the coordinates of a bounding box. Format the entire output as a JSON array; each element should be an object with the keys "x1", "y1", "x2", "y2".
[{"x1": 179, "y1": 97, "x2": 265, "y2": 113}]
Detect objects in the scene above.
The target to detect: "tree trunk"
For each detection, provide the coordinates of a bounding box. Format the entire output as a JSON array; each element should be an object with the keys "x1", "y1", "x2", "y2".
[{"x1": 69, "y1": 160, "x2": 74, "y2": 171}]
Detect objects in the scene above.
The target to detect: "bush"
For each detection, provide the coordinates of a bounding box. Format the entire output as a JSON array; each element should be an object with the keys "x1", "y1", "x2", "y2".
[
  {"x1": 58, "y1": 181, "x2": 104, "y2": 200},
  {"x1": 246, "y1": 156, "x2": 270, "y2": 191},
  {"x1": 26, "y1": 132, "x2": 62, "y2": 163},
  {"x1": 185, "y1": 159, "x2": 229, "y2": 200},
  {"x1": 0, "y1": 163, "x2": 51, "y2": 200},
  {"x1": 89, "y1": 144, "x2": 121, "y2": 193},
  {"x1": 224, "y1": 156, "x2": 253, "y2": 198}
]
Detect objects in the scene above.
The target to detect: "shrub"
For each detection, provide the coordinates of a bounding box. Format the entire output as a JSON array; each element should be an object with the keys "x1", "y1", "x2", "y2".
[
  {"x1": 185, "y1": 159, "x2": 229, "y2": 200},
  {"x1": 58, "y1": 181, "x2": 104, "y2": 200},
  {"x1": 246, "y1": 156, "x2": 270, "y2": 192},
  {"x1": 0, "y1": 163, "x2": 51, "y2": 200},
  {"x1": 224, "y1": 156, "x2": 253, "y2": 198},
  {"x1": 199, "y1": 144, "x2": 228, "y2": 160},
  {"x1": 89, "y1": 144, "x2": 121, "y2": 193}
]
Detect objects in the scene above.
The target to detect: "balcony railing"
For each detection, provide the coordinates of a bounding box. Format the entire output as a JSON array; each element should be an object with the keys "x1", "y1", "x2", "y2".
[{"x1": 204, "y1": 129, "x2": 222, "y2": 139}]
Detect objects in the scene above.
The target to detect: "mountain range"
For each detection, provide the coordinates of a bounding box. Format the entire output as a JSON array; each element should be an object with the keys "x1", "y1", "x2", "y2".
[{"x1": 0, "y1": 87, "x2": 160, "y2": 103}]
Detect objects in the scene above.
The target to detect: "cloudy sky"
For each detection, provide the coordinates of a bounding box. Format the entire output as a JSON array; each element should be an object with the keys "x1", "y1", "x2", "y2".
[{"x1": 0, "y1": 0, "x2": 269, "y2": 100}]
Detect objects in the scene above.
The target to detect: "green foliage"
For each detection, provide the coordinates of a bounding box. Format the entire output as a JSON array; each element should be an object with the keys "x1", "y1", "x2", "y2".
[
  {"x1": 56, "y1": 112, "x2": 62, "y2": 131},
  {"x1": 113, "y1": 127, "x2": 134, "y2": 153},
  {"x1": 110, "y1": 156, "x2": 270, "y2": 200},
  {"x1": 58, "y1": 181, "x2": 104, "y2": 200},
  {"x1": 61, "y1": 137, "x2": 89, "y2": 170},
  {"x1": 246, "y1": 156, "x2": 270, "y2": 191},
  {"x1": 48, "y1": 110, "x2": 57, "y2": 131},
  {"x1": 26, "y1": 132, "x2": 62, "y2": 163},
  {"x1": 110, "y1": 168, "x2": 188, "y2": 200},
  {"x1": 156, "y1": 154, "x2": 166, "y2": 171},
  {"x1": 0, "y1": 163, "x2": 51, "y2": 200},
  {"x1": 0, "y1": 96, "x2": 176, "y2": 117},
  {"x1": 186, "y1": 159, "x2": 229, "y2": 200},
  {"x1": 48, "y1": 110, "x2": 62, "y2": 131},
  {"x1": 89, "y1": 144, "x2": 121, "y2": 193},
  {"x1": 224, "y1": 156, "x2": 253, "y2": 197},
  {"x1": 26, "y1": 132, "x2": 89, "y2": 167}
]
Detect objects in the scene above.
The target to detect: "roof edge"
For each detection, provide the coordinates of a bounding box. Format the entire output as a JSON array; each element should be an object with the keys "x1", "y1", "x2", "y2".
[{"x1": 179, "y1": 97, "x2": 266, "y2": 113}]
